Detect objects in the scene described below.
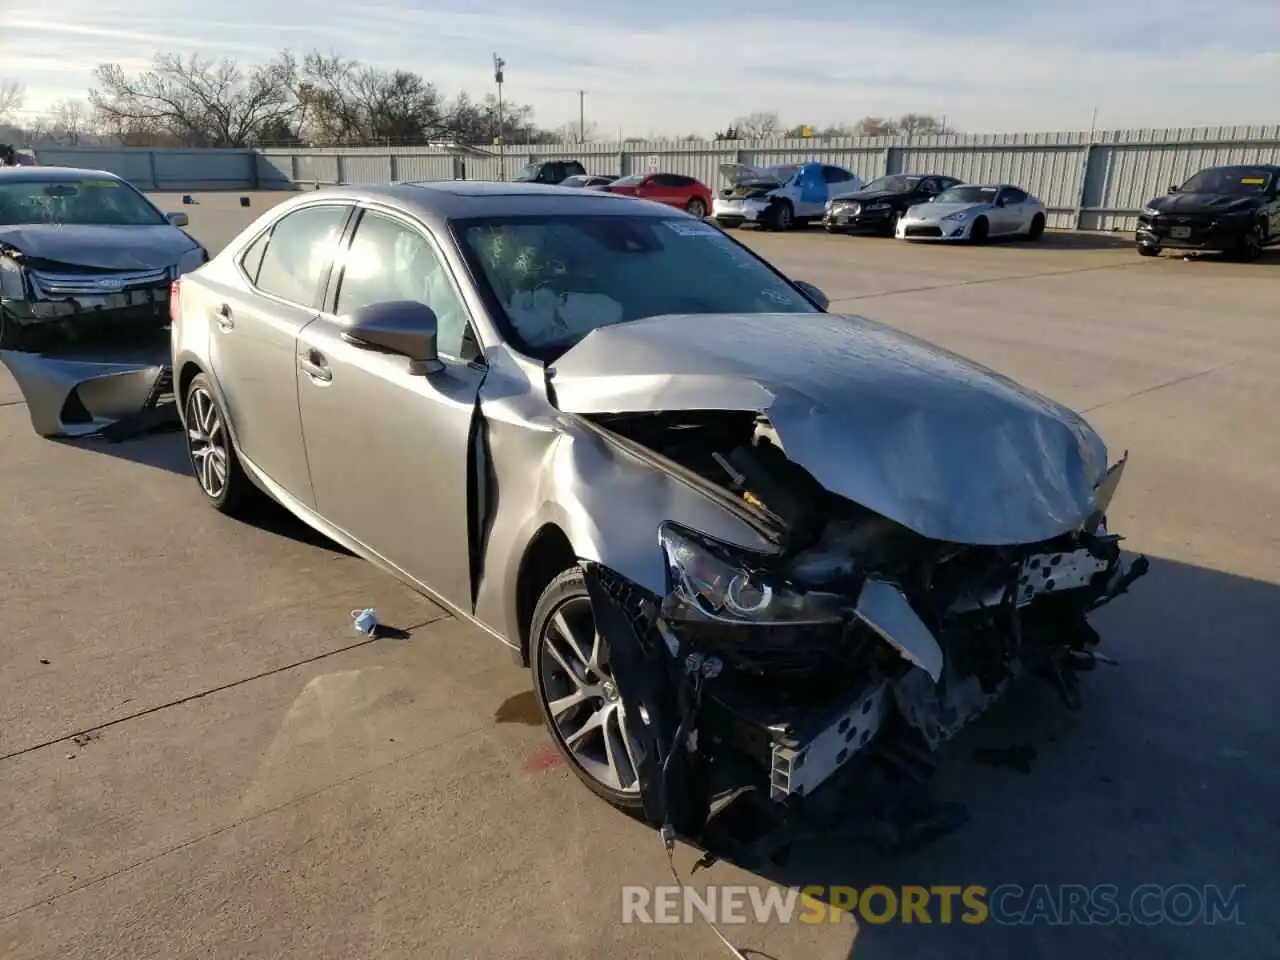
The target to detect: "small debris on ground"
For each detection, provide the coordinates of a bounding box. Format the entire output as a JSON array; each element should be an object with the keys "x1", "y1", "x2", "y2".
[{"x1": 39, "y1": 658, "x2": 50, "y2": 665}]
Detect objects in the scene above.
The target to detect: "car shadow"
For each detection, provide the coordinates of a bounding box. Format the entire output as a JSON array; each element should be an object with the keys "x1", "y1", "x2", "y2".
[{"x1": 698, "y1": 554, "x2": 1278, "y2": 959}]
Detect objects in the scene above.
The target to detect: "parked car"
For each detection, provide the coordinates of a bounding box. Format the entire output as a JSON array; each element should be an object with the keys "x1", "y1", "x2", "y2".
[
  {"x1": 1136, "y1": 164, "x2": 1280, "y2": 261},
  {"x1": 824, "y1": 174, "x2": 964, "y2": 236},
  {"x1": 512, "y1": 160, "x2": 587, "y2": 185},
  {"x1": 171, "y1": 180, "x2": 1147, "y2": 841},
  {"x1": 896, "y1": 183, "x2": 1047, "y2": 243},
  {"x1": 711, "y1": 161, "x2": 863, "y2": 231},
  {"x1": 561, "y1": 174, "x2": 618, "y2": 189},
  {"x1": 594, "y1": 172, "x2": 714, "y2": 218},
  {"x1": 0, "y1": 166, "x2": 206, "y2": 437}
]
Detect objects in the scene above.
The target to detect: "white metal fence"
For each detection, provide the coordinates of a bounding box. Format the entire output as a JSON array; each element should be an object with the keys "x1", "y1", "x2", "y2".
[{"x1": 32, "y1": 126, "x2": 1280, "y2": 232}]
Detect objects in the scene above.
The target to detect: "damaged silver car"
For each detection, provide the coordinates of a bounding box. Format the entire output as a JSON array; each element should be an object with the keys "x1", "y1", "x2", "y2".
[
  {"x1": 0, "y1": 167, "x2": 207, "y2": 437},
  {"x1": 171, "y1": 181, "x2": 1147, "y2": 848}
]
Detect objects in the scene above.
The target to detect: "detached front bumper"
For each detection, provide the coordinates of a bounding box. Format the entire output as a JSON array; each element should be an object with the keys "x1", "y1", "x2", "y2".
[
  {"x1": 1136, "y1": 216, "x2": 1248, "y2": 252},
  {"x1": 711, "y1": 197, "x2": 770, "y2": 227},
  {"x1": 1, "y1": 285, "x2": 174, "y2": 438}
]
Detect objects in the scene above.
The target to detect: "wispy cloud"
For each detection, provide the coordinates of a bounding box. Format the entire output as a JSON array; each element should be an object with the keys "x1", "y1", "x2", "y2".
[{"x1": 7, "y1": 0, "x2": 1279, "y2": 135}]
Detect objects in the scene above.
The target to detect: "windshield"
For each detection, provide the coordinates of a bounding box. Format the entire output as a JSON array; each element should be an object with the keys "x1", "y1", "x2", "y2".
[
  {"x1": 609, "y1": 175, "x2": 645, "y2": 186},
  {"x1": 0, "y1": 177, "x2": 167, "y2": 226},
  {"x1": 453, "y1": 214, "x2": 819, "y2": 358},
  {"x1": 935, "y1": 186, "x2": 997, "y2": 205},
  {"x1": 860, "y1": 175, "x2": 922, "y2": 194},
  {"x1": 1178, "y1": 166, "x2": 1274, "y2": 195},
  {"x1": 512, "y1": 163, "x2": 542, "y2": 182}
]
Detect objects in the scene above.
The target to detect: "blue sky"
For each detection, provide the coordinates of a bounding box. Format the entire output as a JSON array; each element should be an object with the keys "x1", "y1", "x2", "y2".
[{"x1": 5, "y1": 0, "x2": 1278, "y2": 136}]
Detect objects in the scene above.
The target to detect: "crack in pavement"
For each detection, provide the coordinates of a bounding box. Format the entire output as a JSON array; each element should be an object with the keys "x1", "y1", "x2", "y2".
[
  {"x1": 825, "y1": 257, "x2": 1158, "y2": 305},
  {"x1": 0, "y1": 720, "x2": 493, "y2": 923},
  {"x1": 0, "y1": 612, "x2": 451, "y2": 763},
  {"x1": 1081, "y1": 356, "x2": 1253, "y2": 414}
]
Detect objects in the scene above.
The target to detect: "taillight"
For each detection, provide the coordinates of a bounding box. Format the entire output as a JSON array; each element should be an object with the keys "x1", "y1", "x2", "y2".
[{"x1": 169, "y1": 278, "x2": 182, "y2": 324}]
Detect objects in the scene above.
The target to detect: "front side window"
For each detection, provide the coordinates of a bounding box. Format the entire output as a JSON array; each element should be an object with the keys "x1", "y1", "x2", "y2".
[
  {"x1": 0, "y1": 176, "x2": 167, "y2": 226},
  {"x1": 253, "y1": 204, "x2": 349, "y2": 307},
  {"x1": 453, "y1": 213, "x2": 819, "y2": 359},
  {"x1": 336, "y1": 211, "x2": 471, "y2": 358},
  {"x1": 862, "y1": 175, "x2": 923, "y2": 194}
]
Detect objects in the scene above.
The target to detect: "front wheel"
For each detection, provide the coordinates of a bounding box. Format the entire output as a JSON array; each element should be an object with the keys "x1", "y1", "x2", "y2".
[
  {"x1": 770, "y1": 201, "x2": 795, "y2": 231},
  {"x1": 183, "y1": 373, "x2": 257, "y2": 517},
  {"x1": 1026, "y1": 213, "x2": 1046, "y2": 240},
  {"x1": 1137, "y1": 244, "x2": 1160, "y2": 257},
  {"x1": 685, "y1": 197, "x2": 707, "y2": 218},
  {"x1": 969, "y1": 217, "x2": 989, "y2": 244},
  {"x1": 1235, "y1": 224, "x2": 1265, "y2": 262},
  {"x1": 531, "y1": 568, "x2": 646, "y2": 812}
]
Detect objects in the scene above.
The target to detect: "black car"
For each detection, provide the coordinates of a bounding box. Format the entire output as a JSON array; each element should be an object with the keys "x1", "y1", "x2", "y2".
[
  {"x1": 512, "y1": 159, "x2": 588, "y2": 185},
  {"x1": 1136, "y1": 164, "x2": 1280, "y2": 261},
  {"x1": 560, "y1": 174, "x2": 618, "y2": 188},
  {"x1": 824, "y1": 174, "x2": 964, "y2": 236}
]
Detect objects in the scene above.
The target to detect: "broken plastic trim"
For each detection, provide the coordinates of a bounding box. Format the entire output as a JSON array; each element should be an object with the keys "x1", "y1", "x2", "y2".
[{"x1": 854, "y1": 579, "x2": 945, "y2": 682}]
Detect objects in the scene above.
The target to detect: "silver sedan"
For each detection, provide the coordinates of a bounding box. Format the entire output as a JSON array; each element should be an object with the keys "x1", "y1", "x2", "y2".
[
  {"x1": 170, "y1": 181, "x2": 1145, "y2": 842},
  {"x1": 896, "y1": 183, "x2": 1048, "y2": 242}
]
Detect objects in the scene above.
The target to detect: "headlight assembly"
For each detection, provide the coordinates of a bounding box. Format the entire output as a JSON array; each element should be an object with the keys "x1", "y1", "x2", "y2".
[
  {"x1": 175, "y1": 246, "x2": 208, "y2": 276},
  {"x1": 942, "y1": 210, "x2": 970, "y2": 222},
  {"x1": 657, "y1": 522, "x2": 849, "y2": 626},
  {"x1": 1141, "y1": 206, "x2": 1161, "y2": 218},
  {"x1": 0, "y1": 255, "x2": 26, "y2": 299}
]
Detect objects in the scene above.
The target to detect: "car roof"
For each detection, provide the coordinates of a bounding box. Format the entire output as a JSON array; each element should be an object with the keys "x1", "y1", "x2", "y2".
[
  {"x1": 0, "y1": 166, "x2": 125, "y2": 183},
  {"x1": 293, "y1": 180, "x2": 679, "y2": 225}
]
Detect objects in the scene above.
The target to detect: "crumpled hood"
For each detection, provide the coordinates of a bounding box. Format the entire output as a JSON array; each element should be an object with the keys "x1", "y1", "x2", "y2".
[
  {"x1": 0, "y1": 224, "x2": 199, "y2": 270},
  {"x1": 909, "y1": 201, "x2": 986, "y2": 220},
  {"x1": 548, "y1": 312, "x2": 1110, "y2": 546},
  {"x1": 719, "y1": 162, "x2": 792, "y2": 187},
  {"x1": 1145, "y1": 193, "x2": 1262, "y2": 215}
]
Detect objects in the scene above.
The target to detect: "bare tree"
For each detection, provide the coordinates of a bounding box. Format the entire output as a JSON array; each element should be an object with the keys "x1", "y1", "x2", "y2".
[
  {"x1": 851, "y1": 116, "x2": 899, "y2": 137},
  {"x1": 731, "y1": 110, "x2": 782, "y2": 140},
  {"x1": 90, "y1": 53, "x2": 298, "y2": 147},
  {"x1": 896, "y1": 113, "x2": 952, "y2": 136},
  {"x1": 49, "y1": 99, "x2": 92, "y2": 145},
  {"x1": 0, "y1": 79, "x2": 24, "y2": 123}
]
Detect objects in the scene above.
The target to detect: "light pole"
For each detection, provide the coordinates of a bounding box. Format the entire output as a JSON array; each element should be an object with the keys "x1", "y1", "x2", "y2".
[
  {"x1": 492, "y1": 54, "x2": 506, "y2": 180},
  {"x1": 578, "y1": 90, "x2": 586, "y2": 143}
]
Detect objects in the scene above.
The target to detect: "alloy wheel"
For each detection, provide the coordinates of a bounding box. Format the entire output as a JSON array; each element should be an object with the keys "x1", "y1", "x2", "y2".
[
  {"x1": 185, "y1": 386, "x2": 229, "y2": 499},
  {"x1": 537, "y1": 594, "x2": 643, "y2": 794},
  {"x1": 686, "y1": 198, "x2": 707, "y2": 218},
  {"x1": 1242, "y1": 225, "x2": 1263, "y2": 262}
]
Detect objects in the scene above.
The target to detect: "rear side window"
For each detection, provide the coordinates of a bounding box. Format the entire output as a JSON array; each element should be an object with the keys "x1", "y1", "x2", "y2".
[
  {"x1": 1000, "y1": 187, "x2": 1029, "y2": 204},
  {"x1": 566, "y1": 162, "x2": 587, "y2": 176},
  {"x1": 822, "y1": 166, "x2": 854, "y2": 183},
  {"x1": 239, "y1": 231, "x2": 270, "y2": 284},
  {"x1": 253, "y1": 205, "x2": 350, "y2": 307}
]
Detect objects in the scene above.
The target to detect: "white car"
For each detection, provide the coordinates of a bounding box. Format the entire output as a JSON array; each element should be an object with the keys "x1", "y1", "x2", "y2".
[
  {"x1": 896, "y1": 183, "x2": 1047, "y2": 243},
  {"x1": 711, "y1": 161, "x2": 863, "y2": 231}
]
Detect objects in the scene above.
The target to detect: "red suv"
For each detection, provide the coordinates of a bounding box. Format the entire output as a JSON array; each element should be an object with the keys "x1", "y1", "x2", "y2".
[{"x1": 594, "y1": 173, "x2": 713, "y2": 218}]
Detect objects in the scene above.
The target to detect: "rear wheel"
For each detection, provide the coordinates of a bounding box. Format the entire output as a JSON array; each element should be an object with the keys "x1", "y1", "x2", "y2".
[
  {"x1": 531, "y1": 568, "x2": 646, "y2": 813},
  {"x1": 685, "y1": 197, "x2": 707, "y2": 218},
  {"x1": 969, "y1": 217, "x2": 989, "y2": 244},
  {"x1": 183, "y1": 373, "x2": 257, "y2": 517},
  {"x1": 1026, "y1": 213, "x2": 1046, "y2": 240}
]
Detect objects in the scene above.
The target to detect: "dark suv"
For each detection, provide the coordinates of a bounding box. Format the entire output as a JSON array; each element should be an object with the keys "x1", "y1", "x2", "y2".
[
  {"x1": 512, "y1": 160, "x2": 588, "y2": 185},
  {"x1": 1136, "y1": 164, "x2": 1280, "y2": 261}
]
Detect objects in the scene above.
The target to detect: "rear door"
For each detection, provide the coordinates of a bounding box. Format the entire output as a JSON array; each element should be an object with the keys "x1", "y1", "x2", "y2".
[{"x1": 210, "y1": 202, "x2": 353, "y2": 506}]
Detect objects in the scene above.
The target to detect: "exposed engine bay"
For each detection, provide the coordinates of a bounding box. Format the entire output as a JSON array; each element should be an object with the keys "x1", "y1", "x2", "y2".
[{"x1": 578, "y1": 408, "x2": 1148, "y2": 855}]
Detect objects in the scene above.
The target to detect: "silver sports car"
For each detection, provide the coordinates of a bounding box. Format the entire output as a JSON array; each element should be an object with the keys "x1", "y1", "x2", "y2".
[
  {"x1": 172, "y1": 181, "x2": 1146, "y2": 845},
  {"x1": 896, "y1": 183, "x2": 1047, "y2": 243},
  {"x1": 0, "y1": 166, "x2": 206, "y2": 437}
]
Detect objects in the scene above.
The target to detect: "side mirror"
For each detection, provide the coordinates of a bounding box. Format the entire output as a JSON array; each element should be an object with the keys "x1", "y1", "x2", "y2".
[
  {"x1": 341, "y1": 300, "x2": 443, "y2": 374},
  {"x1": 166, "y1": 211, "x2": 189, "y2": 227},
  {"x1": 793, "y1": 280, "x2": 829, "y2": 311},
  {"x1": 1168, "y1": 183, "x2": 1179, "y2": 194}
]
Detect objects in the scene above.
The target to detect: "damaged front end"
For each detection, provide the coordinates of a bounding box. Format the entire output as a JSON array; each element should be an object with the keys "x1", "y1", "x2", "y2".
[
  {"x1": 0, "y1": 244, "x2": 183, "y2": 437},
  {"x1": 578, "y1": 409, "x2": 1148, "y2": 853}
]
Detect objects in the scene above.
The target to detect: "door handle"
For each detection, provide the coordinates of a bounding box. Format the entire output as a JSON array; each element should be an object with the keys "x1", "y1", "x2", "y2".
[
  {"x1": 214, "y1": 304, "x2": 235, "y2": 331},
  {"x1": 298, "y1": 353, "x2": 332, "y2": 383}
]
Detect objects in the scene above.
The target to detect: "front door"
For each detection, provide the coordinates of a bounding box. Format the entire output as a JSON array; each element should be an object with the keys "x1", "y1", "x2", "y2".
[
  {"x1": 210, "y1": 202, "x2": 352, "y2": 505},
  {"x1": 296, "y1": 207, "x2": 485, "y2": 613}
]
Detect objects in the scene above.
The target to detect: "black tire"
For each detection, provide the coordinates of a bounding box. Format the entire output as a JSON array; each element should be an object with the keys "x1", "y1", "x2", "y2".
[
  {"x1": 1235, "y1": 223, "x2": 1265, "y2": 262},
  {"x1": 530, "y1": 568, "x2": 646, "y2": 814},
  {"x1": 182, "y1": 372, "x2": 257, "y2": 517},
  {"x1": 685, "y1": 197, "x2": 707, "y2": 218},
  {"x1": 770, "y1": 200, "x2": 795, "y2": 231},
  {"x1": 1137, "y1": 245, "x2": 1160, "y2": 257},
  {"x1": 1026, "y1": 213, "x2": 1046, "y2": 240},
  {"x1": 888, "y1": 209, "x2": 905, "y2": 237},
  {"x1": 969, "y1": 217, "x2": 989, "y2": 244}
]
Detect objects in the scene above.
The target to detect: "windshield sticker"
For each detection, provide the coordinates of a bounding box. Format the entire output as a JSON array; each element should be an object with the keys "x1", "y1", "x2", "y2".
[
  {"x1": 81, "y1": 180, "x2": 120, "y2": 188},
  {"x1": 663, "y1": 219, "x2": 720, "y2": 237},
  {"x1": 1240, "y1": 178, "x2": 1266, "y2": 185}
]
